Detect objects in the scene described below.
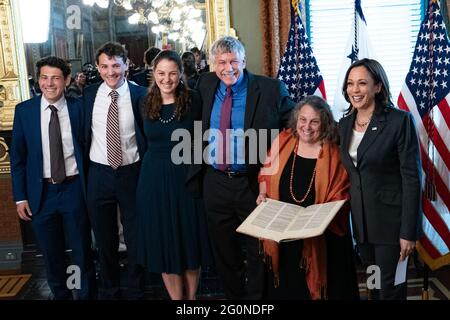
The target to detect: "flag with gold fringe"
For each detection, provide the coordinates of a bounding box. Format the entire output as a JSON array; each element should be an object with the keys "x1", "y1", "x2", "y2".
[{"x1": 397, "y1": 0, "x2": 450, "y2": 270}]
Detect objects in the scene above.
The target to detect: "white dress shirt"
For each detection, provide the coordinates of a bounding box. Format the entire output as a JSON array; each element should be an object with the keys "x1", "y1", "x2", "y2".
[
  {"x1": 348, "y1": 129, "x2": 365, "y2": 167},
  {"x1": 89, "y1": 81, "x2": 140, "y2": 165},
  {"x1": 41, "y1": 96, "x2": 79, "y2": 178}
]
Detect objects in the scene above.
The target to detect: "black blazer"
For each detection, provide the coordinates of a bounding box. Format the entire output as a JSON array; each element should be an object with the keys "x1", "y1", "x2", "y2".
[
  {"x1": 339, "y1": 107, "x2": 422, "y2": 244},
  {"x1": 187, "y1": 70, "x2": 295, "y2": 196},
  {"x1": 83, "y1": 81, "x2": 147, "y2": 162}
]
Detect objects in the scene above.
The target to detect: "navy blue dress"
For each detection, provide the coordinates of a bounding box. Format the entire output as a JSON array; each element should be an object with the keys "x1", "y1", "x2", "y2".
[{"x1": 137, "y1": 99, "x2": 212, "y2": 274}]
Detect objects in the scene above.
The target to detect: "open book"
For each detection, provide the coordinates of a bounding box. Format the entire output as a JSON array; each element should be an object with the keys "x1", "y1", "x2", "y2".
[{"x1": 236, "y1": 199, "x2": 346, "y2": 242}]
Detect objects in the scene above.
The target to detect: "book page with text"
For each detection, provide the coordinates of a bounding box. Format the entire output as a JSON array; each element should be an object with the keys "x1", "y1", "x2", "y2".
[{"x1": 236, "y1": 199, "x2": 345, "y2": 242}]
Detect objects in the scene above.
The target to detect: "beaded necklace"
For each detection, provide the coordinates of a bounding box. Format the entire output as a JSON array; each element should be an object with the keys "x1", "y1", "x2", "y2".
[
  {"x1": 158, "y1": 112, "x2": 176, "y2": 123},
  {"x1": 289, "y1": 143, "x2": 317, "y2": 204}
]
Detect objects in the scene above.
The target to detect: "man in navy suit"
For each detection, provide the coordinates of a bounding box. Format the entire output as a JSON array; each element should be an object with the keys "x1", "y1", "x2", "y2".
[
  {"x1": 10, "y1": 56, "x2": 95, "y2": 300},
  {"x1": 84, "y1": 42, "x2": 146, "y2": 299}
]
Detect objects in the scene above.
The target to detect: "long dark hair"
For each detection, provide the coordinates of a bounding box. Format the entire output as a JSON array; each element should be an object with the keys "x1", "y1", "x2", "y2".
[
  {"x1": 142, "y1": 50, "x2": 191, "y2": 120},
  {"x1": 288, "y1": 95, "x2": 340, "y2": 145},
  {"x1": 342, "y1": 58, "x2": 393, "y2": 116}
]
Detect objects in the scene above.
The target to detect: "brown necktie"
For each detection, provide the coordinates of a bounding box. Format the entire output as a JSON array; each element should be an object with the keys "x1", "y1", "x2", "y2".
[
  {"x1": 48, "y1": 105, "x2": 66, "y2": 183},
  {"x1": 106, "y1": 90, "x2": 122, "y2": 169}
]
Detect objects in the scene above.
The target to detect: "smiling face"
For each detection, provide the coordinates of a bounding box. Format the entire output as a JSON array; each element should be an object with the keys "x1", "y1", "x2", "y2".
[
  {"x1": 296, "y1": 104, "x2": 322, "y2": 145},
  {"x1": 154, "y1": 58, "x2": 181, "y2": 101},
  {"x1": 213, "y1": 51, "x2": 245, "y2": 87},
  {"x1": 346, "y1": 66, "x2": 381, "y2": 113},
  {"x1": 97, "y1": 53, "x2": 128, "y2": 89},
  {"x1": 38, "y1": 66, "x2": 70, "y2": 104}
]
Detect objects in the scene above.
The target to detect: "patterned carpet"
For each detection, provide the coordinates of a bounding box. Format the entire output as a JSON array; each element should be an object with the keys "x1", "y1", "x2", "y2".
[
  {"x1": 12, "y1": 251, "x2": 450, "y2": 300},
  {"x1": 15, "y1": 251, "x2": 226, "y2": 300},
  {"x1": 356, "y1": 261, "x2": 450, "y2": 300},
  {"x1": 357, "y1": 276, "x2": 450, "y2": 300}
]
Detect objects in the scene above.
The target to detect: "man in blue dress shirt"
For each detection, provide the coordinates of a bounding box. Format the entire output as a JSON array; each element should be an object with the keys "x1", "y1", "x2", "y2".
[{"x1": 189, "y1": 36, "x2": 294, "y2": 299}]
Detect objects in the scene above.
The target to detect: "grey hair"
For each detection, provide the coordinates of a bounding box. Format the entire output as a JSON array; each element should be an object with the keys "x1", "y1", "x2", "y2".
[
  {"x1": 288, "y1": 95, "x2": 340, "y2": 145},
  {"x1": 209, "y1": 36, "x2": 246, "y2": 64}
]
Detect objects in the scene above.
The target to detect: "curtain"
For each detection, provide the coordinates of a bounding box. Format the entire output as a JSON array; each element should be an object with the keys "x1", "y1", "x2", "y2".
[
  {"x1": 259, "y1": 0, "x2": 291, "y2": 78},
  {"x1": 442, "y1": 0, "x2": 450, "y2": 30}
]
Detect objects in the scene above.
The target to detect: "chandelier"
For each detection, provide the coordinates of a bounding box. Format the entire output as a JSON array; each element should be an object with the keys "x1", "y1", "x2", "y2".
[
  {"x1": 83, "y1": 0, "x2": 109, "y2": 9},
  {"x1": 83, "y1": 0, "x2": 205, "y2": 48}
]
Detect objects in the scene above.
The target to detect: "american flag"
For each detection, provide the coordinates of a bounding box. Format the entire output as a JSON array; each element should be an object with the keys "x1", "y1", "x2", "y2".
[
  {"x1": 277, "y1": 3, "x2": 326, "y2": 102},
  {"x1": 397, "y1": 0, "x2": 450, "y2": 270}
]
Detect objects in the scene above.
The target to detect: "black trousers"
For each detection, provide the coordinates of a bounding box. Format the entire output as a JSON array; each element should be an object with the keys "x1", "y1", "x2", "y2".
[
  {"x1": 203, "y1": 167, "x2": 264, "y2": 300},
  {"x1": 358, "y1": 242, "x2": 408, "y2": 300},
  {"x1": 87, "y1": 161, "x2": 144, "y2": 299}
]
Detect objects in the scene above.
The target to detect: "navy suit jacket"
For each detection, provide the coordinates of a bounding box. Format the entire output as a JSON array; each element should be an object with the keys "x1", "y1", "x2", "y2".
[
  {"x1": 83, "y1": 81, "x2": 147, "y2": 162},
  {"x1": 339, "y1": 107, "x2": 422, "y2": 244},
  {"x1": 130, "y1": 69, "x2": 150, "y2": 87},
  {"x1": 10, "y1": 95, "x2": 86, "y2": 213}
]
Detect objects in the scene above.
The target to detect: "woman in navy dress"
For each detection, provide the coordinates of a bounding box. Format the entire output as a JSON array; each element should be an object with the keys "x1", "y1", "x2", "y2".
[{"x1": 137, "y1": 50, "x2": 211, "y2": 300}]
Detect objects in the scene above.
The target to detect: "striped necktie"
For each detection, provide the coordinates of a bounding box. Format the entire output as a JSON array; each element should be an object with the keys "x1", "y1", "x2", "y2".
[{"x1": 106, "y1": 90, "x2": 122, "y2": 169}]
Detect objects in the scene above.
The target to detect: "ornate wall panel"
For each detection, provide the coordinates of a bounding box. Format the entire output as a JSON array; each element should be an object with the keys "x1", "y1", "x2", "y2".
[
  {"x1": 0, "y1": 0, "x2": 28, "y2": 131},
  {"x1": 206, "y1": 0, "x2": 234, "y2": 49}
]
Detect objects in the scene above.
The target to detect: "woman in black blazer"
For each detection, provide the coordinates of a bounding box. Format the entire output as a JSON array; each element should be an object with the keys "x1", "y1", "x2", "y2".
[{"x1": 338, "y1": 59, "x2": 422, "y2": 300}]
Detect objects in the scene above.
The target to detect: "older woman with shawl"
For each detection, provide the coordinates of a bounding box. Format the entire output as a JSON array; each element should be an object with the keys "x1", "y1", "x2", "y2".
[{"x1": 258, "y1": 95, "x2": 359, "y2": 300}]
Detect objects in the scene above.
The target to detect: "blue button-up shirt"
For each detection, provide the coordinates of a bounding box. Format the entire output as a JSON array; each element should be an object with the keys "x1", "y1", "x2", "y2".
[{"x1": 208, "y1": 73, "x2": 248, "y2": 172}]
